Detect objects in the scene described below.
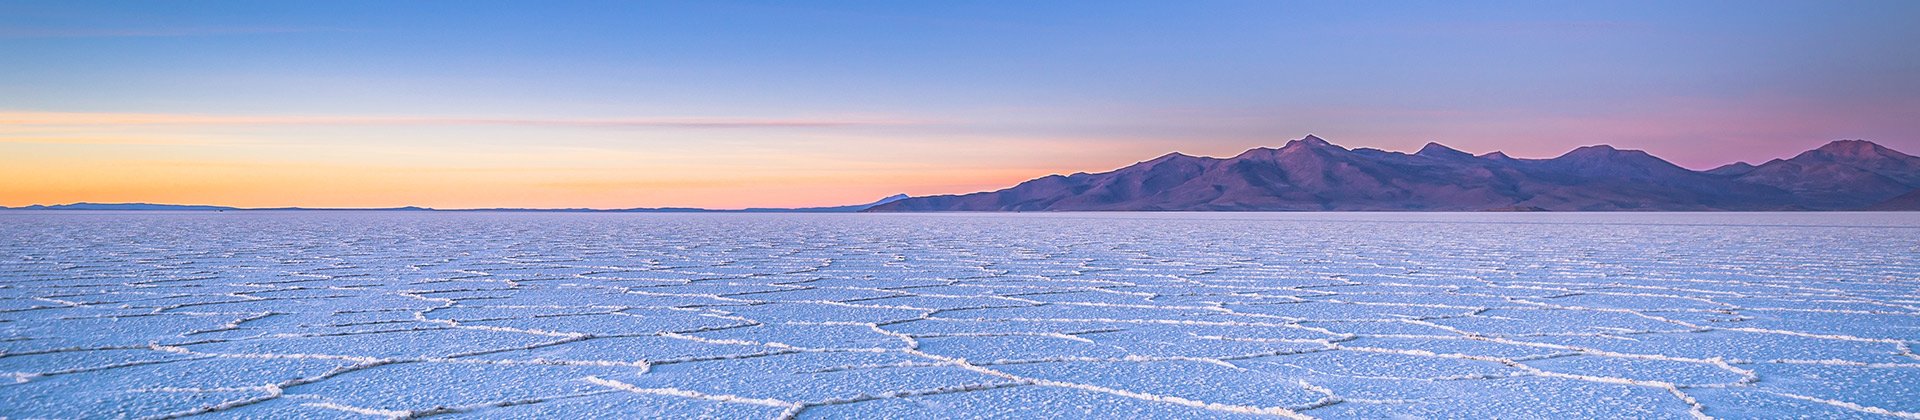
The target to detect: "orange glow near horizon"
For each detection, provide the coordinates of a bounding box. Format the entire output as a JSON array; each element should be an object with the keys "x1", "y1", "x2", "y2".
[
  {"x1": 0, "y1": 152, "x2": 1084, "y2": 209},
  {"x1": 0, "y1": 160, "x2": 1060, "y2": 209},
  {"x1": 0, "y1": 114, "x2": 1171, "y2": 209}
]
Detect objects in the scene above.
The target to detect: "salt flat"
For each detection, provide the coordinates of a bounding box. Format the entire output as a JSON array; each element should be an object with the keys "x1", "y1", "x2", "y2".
[{"x1": 2, "y1": 211, "x2": 1917, "y2": 419}]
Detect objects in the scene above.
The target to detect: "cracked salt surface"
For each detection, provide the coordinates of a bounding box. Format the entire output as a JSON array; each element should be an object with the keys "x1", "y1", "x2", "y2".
[{"x1": 2, "y1": 212, "x2": 1918, "y2": 419}]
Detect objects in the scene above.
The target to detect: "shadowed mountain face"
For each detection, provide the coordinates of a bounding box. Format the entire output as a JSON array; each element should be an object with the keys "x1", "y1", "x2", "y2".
[
  {"x1": 1867, "y1": 189, "x2": 1920, "y2": 211},
  {"x1": 1725, "y1": 140, "x2": 1920, "y2": 210},
  {"x1": 870, "y1": 136, "x2": 1920, "y2": 212}
]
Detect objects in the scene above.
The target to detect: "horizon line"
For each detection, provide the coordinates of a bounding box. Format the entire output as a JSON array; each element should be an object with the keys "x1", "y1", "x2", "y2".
[{"x1": 6, "y1": 136, "x2": 1901, "y2": 210}]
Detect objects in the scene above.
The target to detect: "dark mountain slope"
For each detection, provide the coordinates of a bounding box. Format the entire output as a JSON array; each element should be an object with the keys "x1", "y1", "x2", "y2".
[
  {"x1": 1866, "y1": 189, "x2": 1920, "y2": 211},
  {"x1": 1728, "y1": 140, "x2": 1920, "y2": 209}
]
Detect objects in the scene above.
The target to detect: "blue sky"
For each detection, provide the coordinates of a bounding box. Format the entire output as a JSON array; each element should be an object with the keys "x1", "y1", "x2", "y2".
[{"x1": 3, "y1": 1, "x2": 1917, "y2": 208}]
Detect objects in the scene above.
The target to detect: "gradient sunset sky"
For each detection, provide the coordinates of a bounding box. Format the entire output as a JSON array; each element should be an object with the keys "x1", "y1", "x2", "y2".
[{"x1": 4, "y1": 1, "x2": 1918, "y2": 209}]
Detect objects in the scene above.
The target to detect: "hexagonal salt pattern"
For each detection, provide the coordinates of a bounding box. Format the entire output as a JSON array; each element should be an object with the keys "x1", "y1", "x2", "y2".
[{"x1": 2, "y1": 212, "x2": 1916, "y2": 418}]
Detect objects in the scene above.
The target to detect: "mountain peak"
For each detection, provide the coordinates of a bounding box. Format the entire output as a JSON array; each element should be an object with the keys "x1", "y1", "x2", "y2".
[
  {"x1": 1705, "y1": 161, "x2": 1758, "y2": 177},
  {"x1": 1147, "y1": 151, "x2": 1197, "y2": 162},
  {"x1": 1231, "y1": 135, "x2": 1345, "y2": 159},
  {"x1": 1557, "y1": 144, "x2": 1653, "y2": 161},
  {"x1": 1415, "y1": 142, "x2": 1471, "y2": 159},
  {"x1": 1813, "y1": 139, "x2": 1908, "y2": 160},
  {"x1": 1281, "y1": 134, "x2": 1341, "y2": 150}
]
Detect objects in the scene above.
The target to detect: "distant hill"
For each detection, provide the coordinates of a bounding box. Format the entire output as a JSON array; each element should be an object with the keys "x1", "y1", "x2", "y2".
[
  {"x1": 10, "y1": 203, "x2": 241, "y2": 211},
  {"x1": 743, "y1": 194, "x2": 910, "y2": 212},
  {"x1": 441, "y1": 194, "x2": 910, "y2": 213},
  {"x1": 867, "y1": 136, "x2": 1920, "y2": 212},
  {"x1": 2, "y1": 195, "x2": 911, "y2": 213}
]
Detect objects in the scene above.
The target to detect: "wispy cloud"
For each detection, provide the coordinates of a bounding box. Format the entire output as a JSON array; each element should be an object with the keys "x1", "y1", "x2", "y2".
[
  {"x1": 1336, "y1": 20, "x2": 1649, "y2": 39},
  {"x1": 0, "y1": 111, "x2": 922, "y2": 129},
  {"x1": 1416, "y1": 21, "x2": 1646, "y2": 36},
  {"x1": 0, "y1": 25, "x2": 352, "y2": 39},
  {"x1": 0, "y1": 136, "x2": 217, "y2": 145}
]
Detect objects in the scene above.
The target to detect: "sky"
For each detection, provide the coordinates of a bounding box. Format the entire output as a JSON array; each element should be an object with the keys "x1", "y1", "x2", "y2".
[{"x1": 3, "y1": 1, "x2": 1918, "y2": 209}]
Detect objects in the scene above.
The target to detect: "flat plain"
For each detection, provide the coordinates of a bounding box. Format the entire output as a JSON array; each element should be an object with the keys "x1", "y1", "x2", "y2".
[{"x1": 2, "y1": 211, "x2": 1916, "y2": 419}]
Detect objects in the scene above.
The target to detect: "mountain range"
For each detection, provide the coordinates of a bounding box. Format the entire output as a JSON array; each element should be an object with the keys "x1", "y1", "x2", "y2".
[{"x1": 867, "y1": 136, "x2": 1920, "y2": 212}]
